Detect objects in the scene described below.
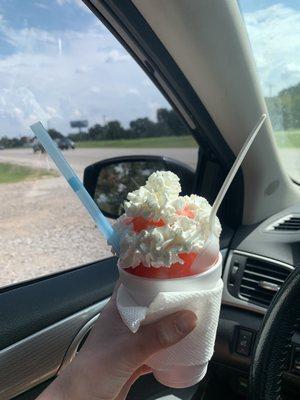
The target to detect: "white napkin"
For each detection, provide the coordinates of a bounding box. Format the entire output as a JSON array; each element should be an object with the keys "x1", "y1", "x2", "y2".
[{"x1": 116, "y1": 279, "x2": 223, "y2": 369}]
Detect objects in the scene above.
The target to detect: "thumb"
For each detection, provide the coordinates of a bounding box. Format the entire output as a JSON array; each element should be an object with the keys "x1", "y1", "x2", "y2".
[{"x1": 129, "y1": 310, "x2": 197, "y2": 365}]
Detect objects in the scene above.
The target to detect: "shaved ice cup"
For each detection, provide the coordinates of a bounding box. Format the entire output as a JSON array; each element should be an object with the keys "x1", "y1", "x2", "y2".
[{"x1": 117, "y1": 253, "x2": 223, "y2": 388}]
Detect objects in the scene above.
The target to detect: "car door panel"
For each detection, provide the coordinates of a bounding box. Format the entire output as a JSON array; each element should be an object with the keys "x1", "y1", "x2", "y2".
[
  {"x1": 12, "y1": 379, "x2": 55, "y2": 400},
  {"x1": 0, "y1": 257, "x2": 118, "y2": 351},
  {"x1": 0, "y1": 257, "x2": 117, "y2": 399},
  {"x1": 0, "y1": 300, "x2": 108, "y2": 399},
  {"x1": 0, "y1": 249, "x2": 228, "y2": 400}
]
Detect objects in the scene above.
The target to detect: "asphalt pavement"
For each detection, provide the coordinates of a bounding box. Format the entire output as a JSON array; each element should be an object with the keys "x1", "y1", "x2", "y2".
[
  {"x1": 0, "y1": 147, "x2": 198, "y2": 176},
  {"x1": 0, "y1": 147, "x2": 298, "y2": 181}
]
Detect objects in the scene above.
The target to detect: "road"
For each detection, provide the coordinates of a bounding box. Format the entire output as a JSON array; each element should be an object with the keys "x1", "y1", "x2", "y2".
[
  {"x1": 0, "y1": 147, "x2": 198, "y2": 176},
  {"x1": 0, "y1": 147, "x2": 298, "y2": 181},
  {"x1": 0, "y1": 147, "x2": 198, "y2": 288}
]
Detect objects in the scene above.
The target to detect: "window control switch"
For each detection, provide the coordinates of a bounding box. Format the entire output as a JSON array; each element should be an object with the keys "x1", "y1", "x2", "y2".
[
  {"x1": 236, "y1": 328, "x2": 254, "y2": 357},
  {"x1": 292, "y1": 347, "x2": 300, "y2": 375}
]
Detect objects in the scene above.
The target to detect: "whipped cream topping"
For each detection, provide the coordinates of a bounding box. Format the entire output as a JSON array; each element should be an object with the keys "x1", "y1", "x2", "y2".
[{"x1": 114, "y1": 171, "x2": 221, "y2": 269}]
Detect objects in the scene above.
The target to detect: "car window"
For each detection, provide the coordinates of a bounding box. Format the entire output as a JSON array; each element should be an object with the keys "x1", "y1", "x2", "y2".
[
  {"x1": 239, "y1": 0, "x2": 300, "y2": 182},
  {"x1": 0, "y1": 0, "x2": 198, "y2": 288}
]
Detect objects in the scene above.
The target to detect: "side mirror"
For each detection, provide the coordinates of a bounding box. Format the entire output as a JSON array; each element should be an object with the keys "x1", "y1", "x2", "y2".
[{"x1": 83, "y1": 155, "x2": 195, "y2": 219}]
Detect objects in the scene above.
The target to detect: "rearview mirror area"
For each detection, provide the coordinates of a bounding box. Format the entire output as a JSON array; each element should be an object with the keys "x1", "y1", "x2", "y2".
[
  {"x1": 95, "y1": 160, "x2": 166, "y2": 217},
  {"x1": 83, "y1": 156, "x2": 195, "y2": 219}
]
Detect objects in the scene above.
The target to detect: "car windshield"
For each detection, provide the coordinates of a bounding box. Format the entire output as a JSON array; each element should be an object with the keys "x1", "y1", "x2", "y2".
[
  {"x1": 0, "y1": 0, "x2": 198, "y2": 288},
  {"x1": 239, "y1": 0, "x2": 300, "y2": 182}
]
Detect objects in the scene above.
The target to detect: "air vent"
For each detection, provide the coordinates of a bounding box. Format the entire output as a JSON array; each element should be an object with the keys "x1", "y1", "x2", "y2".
[
  {"x1": 239, "y1": 257, "x2": 293, "y2": 308},
  {"x1": 266, "y1": 214, "x2": 300, "y2": 232}
]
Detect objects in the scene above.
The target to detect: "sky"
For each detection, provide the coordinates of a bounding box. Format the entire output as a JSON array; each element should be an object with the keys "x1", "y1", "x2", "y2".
[
  {"x1": 239, "y1": 0, "x2": 300, "y2": 97},
  {"x1": 0, "y1": 0, "x2": 168, "y2": 138},
  {"x1": 0, "y1": 0, "x2": 299, "y2": 138}
]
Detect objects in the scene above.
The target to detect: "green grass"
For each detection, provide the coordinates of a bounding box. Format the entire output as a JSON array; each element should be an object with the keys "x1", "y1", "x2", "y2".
[
  {"x1": 75, "y1": 131, "x2": 300, "y2": 149},
  {"x1": 76, "y1": 135, "x2": 198, "y2": 148},
  {"x1": 0, "y1": 163, "x2": 57, "y2": 184},
  {"x1": 274, "y1": 130, "x2": 300, "y2": 148}
]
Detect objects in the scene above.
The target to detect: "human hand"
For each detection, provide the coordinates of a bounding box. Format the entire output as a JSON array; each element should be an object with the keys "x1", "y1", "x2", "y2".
[{"x1": 38, "y1": 282, "x2": 197, "y2": 400}]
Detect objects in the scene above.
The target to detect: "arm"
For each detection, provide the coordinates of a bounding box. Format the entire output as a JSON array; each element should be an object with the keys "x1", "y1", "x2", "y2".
[{"x1": 37, "y1": 285, "x2": 197, "y2": 400}]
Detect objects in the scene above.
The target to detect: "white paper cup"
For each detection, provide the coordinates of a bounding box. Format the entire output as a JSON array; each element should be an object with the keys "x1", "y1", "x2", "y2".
[
  {"x1": 117, "y1": 253, "x2": 222, "y2": 388},
  {"x1": 153, "y1": 363, "x2": 208, "y2": 388},
  {"x1": 118, "y1": 253, "x2": 222, "y2": 305}
]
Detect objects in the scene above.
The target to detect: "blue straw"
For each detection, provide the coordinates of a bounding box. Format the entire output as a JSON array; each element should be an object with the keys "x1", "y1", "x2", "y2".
[{"x1": 30, "y1": 121, "x2": 120, "y2": 254}]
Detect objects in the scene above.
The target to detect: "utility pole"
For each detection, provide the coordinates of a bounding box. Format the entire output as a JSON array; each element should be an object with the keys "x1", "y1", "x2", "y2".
[{"x1": 268, "y1": 83, "x2": 273, "y2": 97}]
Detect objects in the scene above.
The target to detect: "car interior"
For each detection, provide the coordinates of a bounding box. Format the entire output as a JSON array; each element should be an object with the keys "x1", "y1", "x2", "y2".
[{"x1": 0, "y1": 1, "x2": 299, "y2": 399}]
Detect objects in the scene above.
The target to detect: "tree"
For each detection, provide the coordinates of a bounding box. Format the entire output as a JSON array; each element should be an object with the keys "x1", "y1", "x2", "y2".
[
  {"x1": 105, "y1": 120, "x2": 126, "y2": 140},
  {"x1": 129, "y1": 118, "x2": 157, "y2": 138},
  {"x1": 68, "y1": 132, "x2": 86, "y2": 142},
  {"x1": 88, "y1": 124, "x2": 105, "y2": 140},
  {"x1": 48, "y1": 129, "x2": 63, "y2": 140},
  {"x1": 279, "y1": 84, "x2": 300, "y2": 129},
  {"x1": 157, "y1": 108, "x2": 189, "y2": 136},
  {"x1": 266, "y1": 82, "x2": 300, "y2": 131},
  {"x1": 265, "y1": 97, "x2": 283, "y2": 131},
  {"x1": 0, "y1": 136, "x2": 22, "y2": 148},
  {"x1": 1, "y1": 106, "x2": 194, "y2": 146}
]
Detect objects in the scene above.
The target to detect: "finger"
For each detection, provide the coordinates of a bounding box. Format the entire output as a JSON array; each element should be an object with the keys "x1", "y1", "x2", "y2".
[
  {"x1": 99, "y1": 279, "x2": 121, "y2": 315},
  {"x1": 126, "y1": 310, "x2": 197, "y2": 366},
  {"x1": 111, "y1": 279, "x2": 121, "y2": 300},
  {"x1": 115, "y1": 365, "x2": 152, "y2": 400}
]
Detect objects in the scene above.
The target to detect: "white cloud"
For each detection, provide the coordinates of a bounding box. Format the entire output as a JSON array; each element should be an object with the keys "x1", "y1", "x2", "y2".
[
  {"x1": 75, "y1": 65, "x2": 90, "y2": 74},
  {"x1": 35, "y1": 2, "x2": 51, "y2": 10},
  {"x1": 142, "y1": 78, "x2": 152, "y2": 87},
  {"x1": 148, "y1": 101, "x2": 163, "y2": 121},
  {"x1": 0, "y1": 87, "x2": 50, "y2": 133},
  {"x1": 13, "y1": 107, "x2": 22, "y2": 116},
  {"x1": 104, "y1": 49, "x2": 130, "y2": 63},
  {"x1": 242, "y1": 3, "x2": 300, "y2": 96},
  {"x1": 72, "y1": 109, "x2": 82, "y2": 118},
  {"x1": 89, "y1": 86, "x2": 100, "y2": 93},
  {"x1": 128, "y1": 88, "x2": 139, "y2": 95},
  {"x1": 56, "y1": 0, "x2": 88, "y2": 11},
  {"x1": 0, "y1": 17, "x2": 169, "y2": 137},
  {"x1": 45, "y1": 106, "x2": 58, "y2": 118}
]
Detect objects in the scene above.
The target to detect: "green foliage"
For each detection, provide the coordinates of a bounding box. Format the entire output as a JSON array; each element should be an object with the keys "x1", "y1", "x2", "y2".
[
  {"x1": 0, "y1": 129, "x2": 64, "y2": 148},
  {"x1": 75, "y1": 135, "x2": 197, "y2": 148},
  {"x1": 0, "y1": 136, "x2": 22, "y2": 148},
  {"x1": 69, "y1": 108, "x2": 191, "y2": 142},
  {"x1": 266, "y1": 82, "x2": 300, "y2": 131},
  {"x1": 105, "y1": 120, "x2": 126, "y2": 140},
  {"x1": 274, "y1": 130, "x2": 300, "y2": 148},
  {"x1": 95, "y1": 161, "x2": 166, "y2": 216},
  {"x1": 48, "y1": 129, "x2": 63, "y2": 140},
  {"x1": 2, "y1": 93, "x2": 300, "y2": 149},
  {"x1": 129, "y1": 117, "x2": 159, "y2": 138},
  {"x1": 157, "y1": 107, "x2": 189, "y2": 136},
  {"x1": 0, "y1": 163, "x2": 56, "y2": 184}
]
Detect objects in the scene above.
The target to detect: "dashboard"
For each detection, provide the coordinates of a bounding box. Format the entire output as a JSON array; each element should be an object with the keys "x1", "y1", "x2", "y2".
[
  {"x1": 2, "y1": 204, "x2": 298, "y2": 400},
  {"x1": 215, "y1": 203, "x2": 300, "y2": 397}
]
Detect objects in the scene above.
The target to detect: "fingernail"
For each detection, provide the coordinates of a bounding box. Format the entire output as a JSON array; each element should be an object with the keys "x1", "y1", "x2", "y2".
[{"x1": 175, "y1": 311, "x2": 197, "y2": 334}]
